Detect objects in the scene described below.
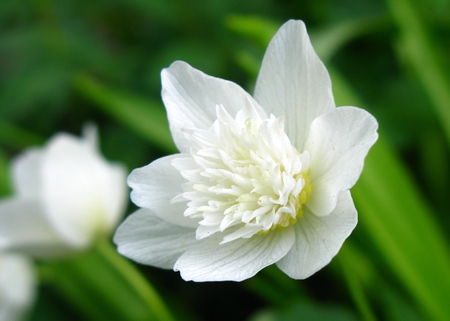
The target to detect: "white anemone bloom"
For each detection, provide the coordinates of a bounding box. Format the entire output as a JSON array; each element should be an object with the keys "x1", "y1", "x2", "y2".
[
  {"x1": 114, "y1": 20, "x2": 378, "y2": 281},
  {"x1": 0, "y1": 126, "x2": 127, "y2": 257},
  {"x1": 0, "y1": 254, "x2": 35, "y2": 321}
]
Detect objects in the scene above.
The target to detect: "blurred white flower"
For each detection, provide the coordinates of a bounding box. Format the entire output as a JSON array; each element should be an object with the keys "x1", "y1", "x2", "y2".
[
  {"x1": 0, "y1": 254, "x2": 35, "y2": 321},
  {"x1": 0, "y1": 125, "x2": 127, "y2": 257},
  {"x1": 114, "y1": 20, "x2": 378, "y2": 281}
]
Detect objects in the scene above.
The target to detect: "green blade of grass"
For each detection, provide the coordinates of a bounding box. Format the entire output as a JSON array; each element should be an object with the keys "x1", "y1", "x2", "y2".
[
  {"x1": 338, "y1": 245, "x2": 378, "y2": 321},
  {"x1": 309, "y1": 15, "x2": 390, "y2": 62},
  {"x1": 225, "y1": 15, "x2": 280, "y2": 49},
  {"x1": 331, "y1": 68, "x2": 450, "y2": 321},
  {"x1": 74, "y1": 74, "x2": 177, "y2": 154},
  {"x1": 337, "y1": 243, "x2": 426, "y2": 321},
  {"x1": 0, "y1": 148, "x2": 11, "y2": 196},
  {"x1": 0, "y1": 119, "x2": 44, "y2": 149},
  {"x1": 41, "y1": 239, "x2": 175, "y2": 321},
  {"x1": 385, "y1": 0, "x2": 450, "y2": 146}
]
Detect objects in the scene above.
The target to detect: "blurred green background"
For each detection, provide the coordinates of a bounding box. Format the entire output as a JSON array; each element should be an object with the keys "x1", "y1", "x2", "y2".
[{"x1": 2, "y1": 0, "x2": 450, "y2": 320}]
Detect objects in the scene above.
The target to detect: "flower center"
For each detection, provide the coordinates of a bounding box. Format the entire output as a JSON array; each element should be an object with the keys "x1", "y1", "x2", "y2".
[{"x1": 173, "y1": 102, "x2": 313, "y2": 243}]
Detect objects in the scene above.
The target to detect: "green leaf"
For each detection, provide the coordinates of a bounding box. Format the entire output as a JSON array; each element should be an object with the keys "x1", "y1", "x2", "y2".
[
  {"x1": 74, "y1": 74, "x2": 177, "y2": 154},
  {"x1": 243, "y1": 265, "x2": 308, "y2": 306},
  {"x1": 338, "y1": 245, "x2": 377, "y2": 321},
  {"x1": 337, "y1": 243, "x2": 426, "y2": 321},
  {"x1": 225, "y1": 14, "x2": 390, "y2": 64},
  {"x1": 233, "y1": 51, "x2": 261, "y2": 80},
  {"x1": 41, "y1": 239, "x2": 175, "y2": 321},
  {"x1": 385, "y1": 0, "x2": 450, "y2": 146},
  {"x1": 331, "y1": 68, "x2": 450, "y2": 321},
  {"x1": 249, "y1": 301, "x2": 357, "y2": 321},
  {"x1": 225, "y1": 15, "x2": 280, "y2": 49},
  {"x1": 0, "y1": 148, "x2": 11, "y2": 196},
  {"x1": 309, "y1": 15, "x2": 390, "y2": 62},
  {"x1": 0, "y1": 119, "x2": 44, "y2": 149},
  {"x1": 417, "y1": 128, "x2": 450, "y2": 209}
]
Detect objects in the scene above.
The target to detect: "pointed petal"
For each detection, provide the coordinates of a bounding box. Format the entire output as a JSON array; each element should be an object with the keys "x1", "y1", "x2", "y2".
[
  {"x1": 162, "y1": 61, "x2": 265, "y2": 152},
  {"x1": 81, "y1": 122, "x2": 99, "y2": 151},
  {"x1": 305, "y1": 107, "x2": 378, "y2": 216},
  {"x1": 277, "y1": 190, "x2": 357, "y2": 279},
  {"x1": 11, "y1": 148, "x2": 44, "y2": 198},
  {"x1": 0, "y1": 197, "x2": 71, "y2": 257},
  {"x1": 41, "y1": 133, "x2": 127, "y2": 248},
  {"x1": 114, "y1": 208, "x2": 198, "y2": 269},
  {"x1": 174, "y1": 227, "x2": 295, "y2": 281},
  {"x1": 128, "y1": 154, "x2": 199, "y2": 228},
  {"x1": 254, "y1": 20, "x2": 335, "y2": 151}
]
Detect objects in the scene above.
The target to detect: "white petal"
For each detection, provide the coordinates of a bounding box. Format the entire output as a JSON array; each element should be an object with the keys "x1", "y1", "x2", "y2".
[
  {"x1": 305, "y1": 107, "x2": 378, "y2": 216},
  {"x1": 254, "y1": 20, "x2": 335, "y2": 151},
  {"x1": 41, "y1": 133, "x2": 127, "y2": 248},
  {"x1": 11, "y1": 148, "x2": 44, "y2": 198},
  {"x1": 93, "y1": 161, "x2": 128, "y2": 235},
  {"x1": 0, "y1": 197, "x2": 71, "y2": 258},
  {"x1": 128, "y1": 154, "x2": 198, "y2": 228},
  {"x1": 162, "y1": 61, "x2": 265, "y2": 152},
  {"x1": 174, "y1": 227, "x2": 295, "y2": 282},
  {"x1": 82, "y1": 122, "x2": 99, "y2": 151},
  {"x1": 276, "y1": 190, "x2": 357, "y2": 279},
  {"x1": 114, "y1": 208, "x2": 198, "y2": 269},
  {"x1": 0, "y1": 254, "x2": 35, "y2": 321}
]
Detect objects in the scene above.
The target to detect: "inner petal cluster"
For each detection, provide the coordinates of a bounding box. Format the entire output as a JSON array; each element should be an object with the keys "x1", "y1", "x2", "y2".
[{"x1": 172, "y1": 103, "x2": 313, "y2": 243}]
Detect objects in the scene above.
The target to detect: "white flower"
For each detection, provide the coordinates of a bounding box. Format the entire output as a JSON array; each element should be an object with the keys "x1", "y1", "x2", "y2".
[
  {"x1": 0, "y1": 125, "x2": 127, "y2": 257},
  {"x1": 0, "y1": 254, "x2": 35, "y2": 321},
  {"x1": 114, "y1": 20, "x2": 378, "y2": 281}
]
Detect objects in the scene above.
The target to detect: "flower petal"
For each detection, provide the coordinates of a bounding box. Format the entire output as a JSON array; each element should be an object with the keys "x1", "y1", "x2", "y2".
[
  {"x1": 162, "y1": 61, "x2": 265, "y2": 152},
  {"x1": 305, "y1": 107, "x2": 378, "y2": 216},
  {"x1": 114, "y1": 208, "x2": 198, "y2": 269},
  {"x1": 276, "y1": 190, "x2": 357, "y2": 279},
  {"x1": 42, "y1": 133, "x2": 127, "y2": 248},
  {"x1": 174, "y1": 227, "x2": 295, "y2": 281},
  {"x1": 128, "y1": 154, "x2": 199, "y2": 228},
  {"x1": 254, "y1": 20, "x2": 335, "y2": 151},
  {"x1": 0, "y1": 254, "x2": 35, "y2": 321},
  {"x1": 11, "y1": 148, "x2": 44, "y2": 198},
  {"x1": 0, "y1": 197, "x2": 70, "y2": 257}
]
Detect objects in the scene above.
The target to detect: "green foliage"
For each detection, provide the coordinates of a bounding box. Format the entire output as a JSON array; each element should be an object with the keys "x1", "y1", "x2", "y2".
[
  {"x1": 0, "y1": 148, "x2": 11, "y2": 196},
  {"x1": 74, "y1": 73, "x2": 176, "y2": 154},
  {"x1": 40, "y1": 240, "x2": 174, "y2": 321},
  {"x1": 249, "y1": 301, "x2": 358, "y2": 321},
  {"x1": 2, "y1": 0, "x2": 450, "y2": 320}
]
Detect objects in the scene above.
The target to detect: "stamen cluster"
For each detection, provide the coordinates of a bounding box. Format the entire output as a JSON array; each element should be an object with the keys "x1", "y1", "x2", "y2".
[{"x1": 173, "y1": 103, "x2": 312, "y2": 243}]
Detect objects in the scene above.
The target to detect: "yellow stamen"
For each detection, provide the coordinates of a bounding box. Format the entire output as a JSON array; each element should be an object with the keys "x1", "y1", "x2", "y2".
[{"x1": 259, "y1": 169, "x2": 313, "y2": 234}]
